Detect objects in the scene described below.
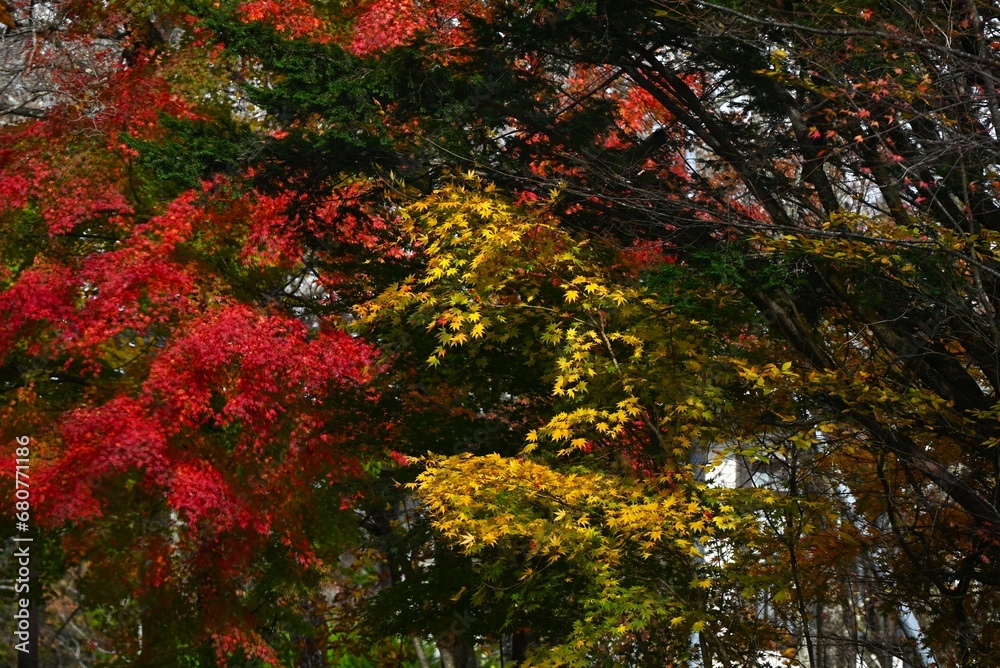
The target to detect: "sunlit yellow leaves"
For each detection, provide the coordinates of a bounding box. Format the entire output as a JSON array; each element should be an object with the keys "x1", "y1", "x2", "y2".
[
  {"x1": 416, "y1": 452, "x2": 748, "y2": 573},
  {"x1": 409, "y1": 453, "x2": 757, "y2": 667},
  {"x1": 355, "y1": 175, "x2": 782, "y2": 665}
]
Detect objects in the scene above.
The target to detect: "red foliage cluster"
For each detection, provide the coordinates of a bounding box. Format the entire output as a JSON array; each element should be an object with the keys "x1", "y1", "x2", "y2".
[
  {"x1": 347, "y1": 0, "x2": 488, "y2": 57},
  {"x1": 39, "y1": 303, "x2": 372, "y2": 527},
  {"x1": 0, "y1": 190, "x2": 202, "y2": 362},
  {"x1": 349, "y1": 0, "x2": 430, "y2": 56},
  {"x1": 0, "y1": 57, "x2": 195, "y2": 236},
  {"x1": 0, "y1": 29, "x2": 386, "y2": 656},
  {"x1": 237, "y1": 0, "x2": 328, "y2": 40},
  {"x1": 618, "y1": 239, "x2": 678, "y2": 277}
]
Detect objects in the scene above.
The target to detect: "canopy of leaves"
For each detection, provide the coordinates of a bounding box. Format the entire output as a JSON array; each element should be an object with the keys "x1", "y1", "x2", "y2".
[{"x1": 4, "y1": 0, "x2": 1000, "y2": 666}]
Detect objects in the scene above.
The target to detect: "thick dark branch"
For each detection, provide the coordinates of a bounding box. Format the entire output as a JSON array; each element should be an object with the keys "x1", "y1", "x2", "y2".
[{"x1": 0, "y1": 103, "x2": 44, "y2": 118}]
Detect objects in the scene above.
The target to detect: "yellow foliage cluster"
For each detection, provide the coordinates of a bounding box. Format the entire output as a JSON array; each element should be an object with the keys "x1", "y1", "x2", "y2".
[
  {"x1": 410, "y1": 453, "x2": 751, "y2": 665},
  {"x1": 360, "y1": 176, "x2": 788, "y2": 664}
]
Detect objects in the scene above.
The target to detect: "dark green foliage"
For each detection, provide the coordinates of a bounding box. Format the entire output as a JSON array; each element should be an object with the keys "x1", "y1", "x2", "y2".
[{"x1": 127, "y1": 114, "x2": 254, "y2": 195}]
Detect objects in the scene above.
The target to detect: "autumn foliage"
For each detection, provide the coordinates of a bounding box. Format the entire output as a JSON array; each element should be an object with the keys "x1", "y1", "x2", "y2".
[{"x1": 4, "y1": 0, "x2": 1000, "y2": 666}]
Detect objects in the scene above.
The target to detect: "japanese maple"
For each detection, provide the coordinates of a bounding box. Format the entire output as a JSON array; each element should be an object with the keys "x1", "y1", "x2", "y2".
[{"x1": 6, "y1": 0, "x2": 1000, "y2": 666}]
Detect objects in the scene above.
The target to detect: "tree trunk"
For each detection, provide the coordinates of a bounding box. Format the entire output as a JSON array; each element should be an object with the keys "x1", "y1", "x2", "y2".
[{"x1": 436, "y1": 632, "x2": 478, "y2": 668}]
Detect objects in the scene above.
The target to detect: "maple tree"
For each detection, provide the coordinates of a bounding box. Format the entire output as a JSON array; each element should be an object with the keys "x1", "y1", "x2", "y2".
[
  {"x1": 4, "y1": 0, "x2": 1000, "y2": 666},
  {"x1": 345, "y1": 0, "x2": 1000, "y2": 664},
  {"x1": 0, "y1": 2, "x2": 394, "y2": 664},
  {"x1": 357, "y1": 176, "x2": 777, "y2": 666}
]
